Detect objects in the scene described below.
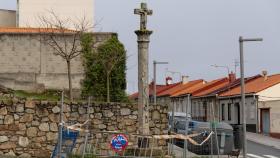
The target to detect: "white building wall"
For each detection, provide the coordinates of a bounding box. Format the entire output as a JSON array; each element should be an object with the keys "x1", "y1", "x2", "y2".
[
  {"x1": 0, "y1": 9, "x2": 16, "y2": 27},
  {"x1": 219, "y1": 97, "x2": 257, "y2": 126},
  {"x1": 258, "y1": 100, "x2": 280, "y2": 135},
  {"x1": 257, "y1": 83, "x2": 280, "y2": 101},
  {"x1": 18, "y1": 0, "x2": 94, "y2": 30}
]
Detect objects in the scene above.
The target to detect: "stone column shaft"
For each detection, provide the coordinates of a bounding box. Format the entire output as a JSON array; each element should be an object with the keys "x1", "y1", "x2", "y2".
[{"x1": 135, "y1": 30, "x2": 152, "y2": 135}]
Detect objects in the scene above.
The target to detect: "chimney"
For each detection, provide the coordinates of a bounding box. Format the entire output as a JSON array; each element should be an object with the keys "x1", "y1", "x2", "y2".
[
  {"x1": 182, "y1": 76, "x2": 189, "y2": 84},
  {"x1": 261, "y1": 70, "x2": 268, "y2": 81},
  {"x1": 166, "y1": 76, "x2": 173, "y2": 85},
  {"x1": 228, "y1": 71, "x2": 236, "y2": 83}
]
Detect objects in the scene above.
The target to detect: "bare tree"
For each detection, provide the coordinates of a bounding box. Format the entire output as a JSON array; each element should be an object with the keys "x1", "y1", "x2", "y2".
[
  {"x1": 95, "y1": 38, "x2": 126, "y2": 103},
  {"x1": 38, "y1": 11, "x2": 92, "y2": 101}
]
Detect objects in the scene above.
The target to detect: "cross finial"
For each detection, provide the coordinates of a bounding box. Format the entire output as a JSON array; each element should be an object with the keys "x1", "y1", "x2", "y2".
[{"x1": 134, "y1": 3, "x2": 153, "y2": 30}]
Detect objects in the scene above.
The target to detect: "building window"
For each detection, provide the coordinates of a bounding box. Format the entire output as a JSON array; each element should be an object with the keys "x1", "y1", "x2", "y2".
[
  {"x1": 203, "y1": 101, "x2": 207, "y2": 121},
  {"x1": 192, "y1": 102, "x2": 196, "y2": 118},
  {"x1": 221, "y1": 104, "x2": 225, "y2": 121},
  {"x1": 228, "y1": 103, "x2": 232, "y2": 121}
]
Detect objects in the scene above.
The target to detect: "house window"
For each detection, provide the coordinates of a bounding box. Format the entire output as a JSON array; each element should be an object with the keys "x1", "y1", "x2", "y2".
[
  {"x1": 192, "y1": 102, "x2": 196, "y2": 118},
  {"x1": 203, "y1": 101, "x2": 207, "y2": 121},
  {"x1": 221, "y1": 104, "x2": 225, "y2": 121},
  {"x1": 228, "y1": 103, "x2": 232, "y2": 121}
]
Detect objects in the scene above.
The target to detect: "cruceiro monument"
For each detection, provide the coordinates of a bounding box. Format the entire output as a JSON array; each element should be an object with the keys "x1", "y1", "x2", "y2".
[{"x1": 134, "y1": 3, "x2": 153, "y2": 136}]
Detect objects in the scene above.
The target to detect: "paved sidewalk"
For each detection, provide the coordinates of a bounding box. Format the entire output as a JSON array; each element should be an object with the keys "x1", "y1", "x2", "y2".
[{"x1": 246, "y1": 132, "x2": 280, "y2": 150}]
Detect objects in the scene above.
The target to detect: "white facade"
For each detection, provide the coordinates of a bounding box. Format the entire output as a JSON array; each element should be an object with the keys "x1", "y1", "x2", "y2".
[
  {"x1": 18, "y1": 0, "x2": 94, "y2": 30},
  {"x1": 257, "y1": 83, "x2": 280, "y2": 101}
]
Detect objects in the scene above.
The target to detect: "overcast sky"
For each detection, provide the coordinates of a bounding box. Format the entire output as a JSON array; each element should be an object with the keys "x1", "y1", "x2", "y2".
[{"x1": 1, "y1": 0, "x2": 280, "y2": 94}]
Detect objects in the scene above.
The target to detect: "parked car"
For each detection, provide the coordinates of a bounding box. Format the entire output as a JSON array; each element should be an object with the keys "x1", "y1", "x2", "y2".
[
  {"x1": 173, "y1": 120, "x2": 234, "y2": 155},
  {"x1": 168, "y1": 112, "x2": 191, "y2": 131}
]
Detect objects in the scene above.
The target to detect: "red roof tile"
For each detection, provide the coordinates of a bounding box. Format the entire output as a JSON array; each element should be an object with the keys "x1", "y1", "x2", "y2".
[
  {"x1": 0, "y1": 27, "x2": 75, "y2": 34},
  {"x1": 170, "y1": 77, "x2": 229, "y2": 97},
  {"x1": 129, "y1": 82, "x2": 180, "y2": 99},
  {"x1": 219, "y1": 74, "x2": 280, "y2": 97},
  {"x1": 157, "y1": 79, "x2": 204, "y2": 97},
  {"x1": 192, "y1": 77, "x2": 229, "y2": 97}
]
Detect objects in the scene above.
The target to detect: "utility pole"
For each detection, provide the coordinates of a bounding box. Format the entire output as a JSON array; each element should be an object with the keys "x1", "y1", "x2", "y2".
[
  {"x1": 239, "y1": 36, "x2": 262, "y2": 158},
  {"x1": 153, "y1": 60, "x2": 168, "y2": 105},
  {"x1": 183, "y1": 94, "x2": 191, "y2": 158},
  {"x1": 58, "y1": 91, "x2": 64, "y2": 158},
  {"x1": 134, "y1": 3, "x2": 153, "y2": 136}
]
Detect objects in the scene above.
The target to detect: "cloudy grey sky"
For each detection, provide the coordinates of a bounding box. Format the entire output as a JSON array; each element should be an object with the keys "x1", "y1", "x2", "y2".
[{"x1": 1, "y1": 0, "x2": 280, "y2": 94}]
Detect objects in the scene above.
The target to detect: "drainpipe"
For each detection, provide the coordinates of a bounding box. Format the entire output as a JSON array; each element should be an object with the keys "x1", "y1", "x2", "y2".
[{"x1": 254, "y1": 95, "x2": 259, "y2": 133}]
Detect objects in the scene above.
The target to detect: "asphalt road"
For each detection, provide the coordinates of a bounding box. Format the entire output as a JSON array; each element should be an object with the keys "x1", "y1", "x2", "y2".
[
  {"x1": 174, "y1": 140, "x2": 280, "y2": 158},
  {"x1": 247, "y1": 140, "x2": 280, "y2": 158}
]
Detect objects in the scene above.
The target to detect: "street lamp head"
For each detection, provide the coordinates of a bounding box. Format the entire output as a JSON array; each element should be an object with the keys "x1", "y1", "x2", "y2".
[
  {"x1": 154, "y1": 61, "x2": 169, "y2": 64},
  {"x1": 239, "y1": 37, "x2": 263, "y2": 42}
]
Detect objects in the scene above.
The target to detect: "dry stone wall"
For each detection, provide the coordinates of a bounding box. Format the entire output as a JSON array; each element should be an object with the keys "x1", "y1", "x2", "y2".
[{"x1": 0, "y1": 98, "x2": 168, "y2": 157}]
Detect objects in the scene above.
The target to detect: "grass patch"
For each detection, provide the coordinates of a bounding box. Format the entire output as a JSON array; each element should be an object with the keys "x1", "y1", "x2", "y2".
[{"x1": 13, "y1": 90, "x2": 62, "y2": 101}]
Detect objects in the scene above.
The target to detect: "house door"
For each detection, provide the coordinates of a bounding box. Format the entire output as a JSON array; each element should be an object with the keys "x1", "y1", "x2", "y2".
[
  {"x1": 261, "y1": 109, "x2": 270, "y2": 135},
  {"x1": 234, "y1": 103, "x2": 240, "y2": 124}
]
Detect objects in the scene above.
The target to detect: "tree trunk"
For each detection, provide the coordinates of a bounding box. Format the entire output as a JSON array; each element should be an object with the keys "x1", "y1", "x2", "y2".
[
  {"x1": 106, "y1": 73, "x2": 110, "y2": 103},
  {"x1": 67, "y1": 60, "x2": 73, "y2": 102}
]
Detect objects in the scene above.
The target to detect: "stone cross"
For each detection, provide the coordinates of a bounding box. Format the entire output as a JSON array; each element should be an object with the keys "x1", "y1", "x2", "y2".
[
  {"x1": 134, "y1": 2, "x2": 153, "y2": 137},
  {"x1": 134, "y1": 3, "x2": 153, "y2": 30}
]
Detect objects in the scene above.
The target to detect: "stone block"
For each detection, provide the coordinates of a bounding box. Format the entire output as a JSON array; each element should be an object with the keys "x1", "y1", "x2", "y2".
[
  {"x1": 103, "y1": 110, "x2": 114, "y2": 117},
  {"x1": 19, "y1": 153, "x2": 31, "y2": 158},
  {"x1": 52, "y1": 106, "x2": 60, "y2": 113},
  {"x1": 0, "y1": 136, "x2": 9, "y2": 143},
  {"x1": 39, "y1": 123, "x2": 49, "y2": 132},
  {"x1": 33, "y1": 136, "x2": 46, "y2": 143},
  {"x1": 25, "y1": 109, "x2": 35, "y2": 114},
  {"x1": 42, "y1": 117, "x2": 49, "y2": 122},
  {"x1": 19, "y1": 136, "x2": 29, "y2": 147},
  {"x1": 120, "y1": 108, "x2": 131, "y2": 115},
  {"x1": 16, "y1": 131, "x2": 26, "y2": 135},
  {"x1": 50, "y1": 123, "x2": 58, "y2": 132},
  {"x1": 10, "y1": 136, "x2": 18, "y2": 141},
  {"x1": 31, "y1": 121, "x2": 40, "y2": 126},
  {"x1": 92, "y1": 119, "x2": 102, "y2": 125},
  {"x1": 129, "y1": 115, "x2": 137, "y2": 120},
  {"x1": 78, "y1": 107, "x2": 86, "y2": 114},
  {"x1": 94, "y1": 113, "x2": 102, "y2": 119},
  {"x1": 4, "y1": 115, "x2": 14, "y2": 125},
  {"x1": 46, "y1": 132, "x2": 57, "y2": 141},
  {"x1": 27, "y1": 127, "x2": 38, "y2": 137},
  {"x1": 126, "y1": 125, "x2": 136, "y2": 133},
  {"x1": 0, "y1": 142, "x2": 16, "y2": 149},
  {"x1": 98, "y1": 124, "x2": 106, "y2": 129},
  {"x1": 0, "y1": 107, "x2": 7, "y2": 115},
  {"x1": 14, "y1": 114, "x2": 20, "y2": 120},
  {"x1": 25, "y1": 100, "x2": 35, "y2": 108},
  {"x1": 16, "y1": 104, "x2": 24, "y2": 113},
  {"x1": 36, "y1": 108, "x2": 49, "y2": 117},
  {"x1": 49, "y1": 114, "x2": 59, "y2": 122},
  {"x1": 19, "y1": 114, "x2": 33, "y2": 123},
  {"x1": 18, "y1": 123, "x2": 26, "y2": 131},
  {"x1": 34, "y1": 150, "x2": 50, "y2": 158},
  {"x1": 8, "y1": 124, "x2": 19, "y2": 131},
  {"x1": 152, "y1": 110, "x2": 161, "y2": 120},
  {"x1": 124, "y1": 119, "x2": 135, "y2": 126},
  {"x1": 5, "y1": 150, "x2": 16, "y2": 156}
]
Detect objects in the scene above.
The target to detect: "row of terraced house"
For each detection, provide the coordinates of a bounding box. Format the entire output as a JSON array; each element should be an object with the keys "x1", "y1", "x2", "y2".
[{"x1": 130, "y1": 71, "x2": 280, "y2": 139}]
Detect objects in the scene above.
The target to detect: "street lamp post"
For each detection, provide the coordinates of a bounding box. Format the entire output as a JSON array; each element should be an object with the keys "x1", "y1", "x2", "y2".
[
  {"x1": 153, "y1": 60, "x2": 168, "y2": 105},
  {"x1": 239, "y1": 36, "x2": 263, "y2": 158}
]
